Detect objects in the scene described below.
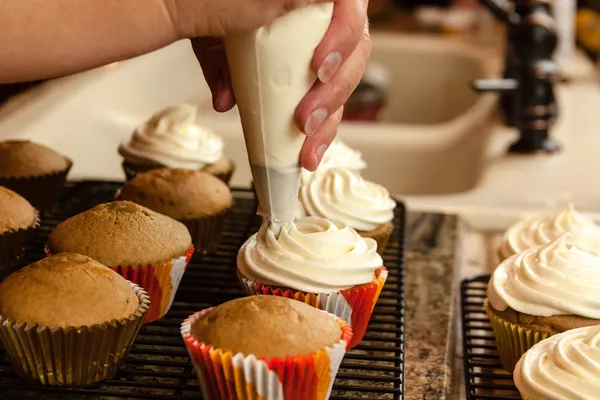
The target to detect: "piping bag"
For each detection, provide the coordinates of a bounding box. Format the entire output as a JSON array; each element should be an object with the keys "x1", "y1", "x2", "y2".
[{"x1": 224, "y1": 3, "x2": 334, "y2": 236}]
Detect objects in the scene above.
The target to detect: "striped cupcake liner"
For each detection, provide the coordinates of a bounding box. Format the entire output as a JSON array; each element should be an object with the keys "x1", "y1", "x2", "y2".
[
  {"x1": 0, "y1": 283, "x2": 149, "y2": 386},
  {"x1": 181, "y1": 308, "x2": 352, "y2": 400},
  {"x1": 237, "y1": 267, "x2": 388, "y2": 349}
]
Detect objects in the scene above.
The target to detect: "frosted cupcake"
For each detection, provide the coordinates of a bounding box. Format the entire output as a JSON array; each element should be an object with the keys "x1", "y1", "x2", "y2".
[
  {"x1": 498, "y1": 203, "x2": 600, "y2": 260},
  {"x1": 119, "y1": 104, "x2": 234, "y2": 183},
  {"x1": 298, "y1": 167, "x2": 396, "y2": 254},
  {"x1": 514, "y1": 325, "x2": 600, "y2": 400},
  {"x1": 301, "y1": 137, "x2": 366, "y2": 184},
  {"x1": 486, "y1": 234, "x2": 600, "y2": 372},
  {"x1": 237, "y1": 216, "x2": 387, "y2": 348}
]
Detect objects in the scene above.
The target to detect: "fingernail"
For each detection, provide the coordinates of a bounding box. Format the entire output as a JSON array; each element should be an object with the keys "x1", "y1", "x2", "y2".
[
  {"x1": 318, "y1": 52, "x2": 342, "y2": 83},
  {"x1": 304, "y1": 108, "x2": 328, "y2": 136},
  {"x1": 315, "y1": 144, "x2": 329, "y2": 166}
]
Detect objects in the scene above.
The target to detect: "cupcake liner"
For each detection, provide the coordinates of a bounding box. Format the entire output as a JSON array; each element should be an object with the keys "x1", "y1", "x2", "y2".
[
  {"x1": 359, "y1": 222, "x2": 394, "y2": 256},
  {"x1": 238, "y1": 267, "x2": 388, "y2": 349},
  {"x1": 0, "y1": 161, "x2": 72, "y2": 212},
  {"x1": 46, "y1": 246, "x2": 194, "y2": 323},
  {"x1": 181, "y1": 209, "x2": 230, "y2": 255},
  {"x1": 181, "y1": 308, "x2": 352, "y2": 400},
  {"x1": 0, "y1": 212, "x2": 40, "y2": 280},
  {"x1": 484, "y1": 299, "x2": 551, "y2": 373},
  {"x1": 0, "y1": 283, "x2": 150, "y2": 386}
]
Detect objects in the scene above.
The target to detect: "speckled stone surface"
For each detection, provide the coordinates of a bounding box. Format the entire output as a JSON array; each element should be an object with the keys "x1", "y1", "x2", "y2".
[{"x1": 404, "y1": 212, "x2": 459, "y2": 400}]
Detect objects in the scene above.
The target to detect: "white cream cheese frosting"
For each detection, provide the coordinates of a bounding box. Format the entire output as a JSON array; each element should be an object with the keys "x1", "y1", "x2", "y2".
[
  {"x1": 514, "y1": 325, "x2": 600, "y2": 400},
  {"x1": 301, "y1": 138, "x2": 367, "y2": 184},
  {"x1": 118, "y1": 103, "x2": 224, "y2": 169},
  {"x1": 488, "y1": 234, "x2": 600, "y2": 318},
  {"x1": 298, "y1": 168, "x2": 395, "y2": 232},
  {"x1": 499, "y1": 203, "x2": 600, "y2": 258},
  {"x1": 237, "y1": 216, "x2": 383, "y2": 293}
]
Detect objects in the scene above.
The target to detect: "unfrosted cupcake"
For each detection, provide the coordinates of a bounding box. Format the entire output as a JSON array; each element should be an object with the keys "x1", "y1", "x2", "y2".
[
  {"x1": 181, "y1": 295, "x2": 352, "y2": 400},
  {"x1": 119, "y1": 104, "x2": 234, "y2": 183},
  {"x1": 298, "y1": 167, "x2": 396, "y2": 255},
  {"x1": 115, "y1": 168, "x2": 232, "y2": 254},
  {"x1": 301, "y1": 137, "x2": 367, "y2": 184},
  {"x1": 498, "y1": 203, "x2": 600, "y2": 261},
  {"x1": 0, "y1": 140, "x2": 72, "y2": 211},
  {"x1": 237, "y1": 216, "x2": 387, "y2": 348},
  {"x1": 486, "y1": 234, "x2": 600, "y2": 372},
  {"x1": 46, "y1": 201, "x2": 193, "y2": 323},
  {"x1": 514, "y1": 325, "x2": 600, "y2": 400},
  {"x1": 0, "y1": 253, "x2": 149, "y2": 386},
  {"x1": 0, "y1": 186, "x2": 39, "y2": 278}
]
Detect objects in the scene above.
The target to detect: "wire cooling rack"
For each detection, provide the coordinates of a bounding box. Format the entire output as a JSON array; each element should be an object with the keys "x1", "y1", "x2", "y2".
[
  {"x1": 461, "y1": 275, "x2": 521, "y2": 400},
  {"x1": 0, "y1": 180, "x2": 406, "y2": 400}
]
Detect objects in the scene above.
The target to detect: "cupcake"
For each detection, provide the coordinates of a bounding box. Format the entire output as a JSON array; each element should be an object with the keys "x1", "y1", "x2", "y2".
[
  {"x1": 486, "y1": 234, "x2": 600, "y2": 372},
  {"x1": 301, "y1": 137, "x2": 367, "y2": 184},
  {"x1": 118, "y1": 104, "x2": 235, "y2": 183},
  {"x1": 0, "y1": 140, "x2": 72, "y2": 211},
  {"x1": 298, "y1": 167, "x2": 396, "y2": 255},
  {"x1": 116, "y1": 168, "x2": 232, "y2": 254},
  {"x1": 0, "y1": 253, "x2": 149, "y2": 386},
  {"x1": 237, "y1": 216, "x2": 387, "y2": 348},
  {"x1": 514, "y1": 325, "x2": 600, "y2": 400},
  {"x1": 498, "y1": 203, "x2": 600, "y2": 261},
  {"x1": 0, "y1": 186, "x2": 40, "y2": 279},
  {"x1": 46, "y1": 201, "x2": 193, "y2": 323},
  {"x1": 181, "y1": 295, "x2": 352, "y2": 400}
]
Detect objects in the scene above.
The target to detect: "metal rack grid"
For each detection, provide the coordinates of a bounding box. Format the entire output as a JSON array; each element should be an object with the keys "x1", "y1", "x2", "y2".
[
  {"x1": 0, "y1": 180, "x2": 406, "y2": 400},
  {"x1": 461, "y1": 275, "x2": 520, "y2": 400}
]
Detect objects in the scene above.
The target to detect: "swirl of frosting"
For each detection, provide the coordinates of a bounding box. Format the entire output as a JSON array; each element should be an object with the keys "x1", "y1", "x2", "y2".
[
  {"x1": 298, "y1": 168, "x2": 395, "y2": 232},
  {"x1": 514, "y1": 325, "x2": 600, "y2": 400},
  {"x1": 488, "y1": 234, "x2": 600, "y2": 318},
  {"x1": 500, "y1": 203, "x2": 600, "y2": 258},
  {"x1": 118, "y1": 103, "x2": 224, "y2": 169},
  {"x1": 301, "y1": 138, "x2": 367, "y2": 184},
  {"x1": 237, "y1": 216, "x2": 383, "y2": 293}
]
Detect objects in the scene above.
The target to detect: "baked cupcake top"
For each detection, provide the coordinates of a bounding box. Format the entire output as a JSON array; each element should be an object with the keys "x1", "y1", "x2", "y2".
[
  {"x1": 47, "y1": 200, "x2": 192, "y2": 267},
  {"x1": 0, "y1": 186, "x2": 37, "y2": 233},
  {"x1": 0, "y1": 252, "x2": 139, "y2": 329},
  {"x1": 118, "y1": 103, "x2": 224, "y2": 169},
  {"x1": 116, "y1": 168, "x2": 232, "y2": 219},
  {"x1": 514, "y1": 325, "x2": 600, "y2": 400},
  {"x1": 190, "y1": 296, "x2": 342, "y2": 358},
  {"x1": 499, "y1": 203, "x2": 600, "y2": 258},
  {"x1": 0, "y1": 140, "x2": 71, "y2": 178},
  {"x1": 301, "y1": 138, "x2": 366, "y2": 184},
  {"x1": 488, "y1": 234, "x2": 600, "y2": 319},
  {"x1": 238, "y1": 216, "x2": 383, "y2": 293},
  {"x1": 298, "y1": 167, "x2": 395, "y2": 232}
]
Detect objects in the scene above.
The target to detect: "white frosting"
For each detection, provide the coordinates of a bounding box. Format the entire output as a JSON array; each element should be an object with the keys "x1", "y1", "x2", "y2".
[
  {"x1": 514, "y1": 325, "x2": 600, "y2": 400},
  {"x1": 298, "y1": 168, "x2": 395, "y2": 231},
  {"x1": 488, "y1": 234, "x2": 600, "y2": 318},
  {"x1": 301, "y1": 138, "x2": 367, "y2": 184},
  {"x1": 237, "y1": 216, "x2": 383, "y2": 293},
  {"x1": 500, "y1": 203, "x2": 600, "y2": 258},
  {"x1": 119, "y1": 103, "x2": 224, "y2": 169}
]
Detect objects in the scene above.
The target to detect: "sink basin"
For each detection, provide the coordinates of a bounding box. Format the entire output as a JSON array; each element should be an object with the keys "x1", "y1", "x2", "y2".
[{"x1": 0, "y1": 34, "x2": 500, "y2": 197}]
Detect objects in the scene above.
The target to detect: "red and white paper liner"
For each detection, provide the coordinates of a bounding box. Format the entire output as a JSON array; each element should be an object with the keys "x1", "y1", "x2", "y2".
[
  {"x1": 181, "y1": 209, "x2": 230, "y2": 255},
  {"x1": 0, "y1": 161, "x2": 72, "y2": 212},
  {"x1": 0, "y1": 211, "x2": 40, "y2": 280},
  {"x1": 46, "y1": 245, "x2": 194, "y2": 324},
  {"x1": 181, "y1": 308, "x2": 352, "y2": 400},
  {"x1": 237, "y1": 267, "x2": 388, "y2": 349},
  {"x1": 0, "y1": 283, "x2": 149, "y2": 387}
]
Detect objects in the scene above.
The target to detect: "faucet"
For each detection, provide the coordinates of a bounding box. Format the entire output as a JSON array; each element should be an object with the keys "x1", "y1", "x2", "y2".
[{"x1": 472, "y1": 0, "x2": 560, "y2": 154}]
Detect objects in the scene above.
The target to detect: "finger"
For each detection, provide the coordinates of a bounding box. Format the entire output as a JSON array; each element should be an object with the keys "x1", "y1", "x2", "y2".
[
  {"x1": 296, "y1": 23, "x2": 370, "y2": 136},
  {"x1": 300, "y1": 106, "x2": 344, "y2": 171},
  {"x1": 312, "y1": 0, "x2": 368, "y2": 83},
  {"x1": 190, "y1": 37, "x2": 236, "y2": 112}
]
